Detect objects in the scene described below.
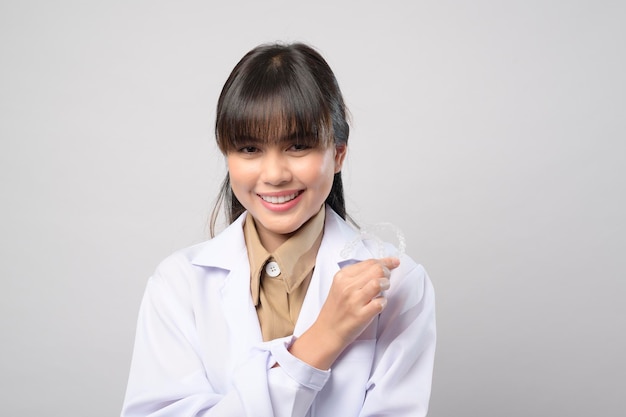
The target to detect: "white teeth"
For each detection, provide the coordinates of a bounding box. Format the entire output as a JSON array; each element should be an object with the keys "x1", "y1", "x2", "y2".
[{"x1": 260, "y1": 192, "x2": 299, "y2": 204}]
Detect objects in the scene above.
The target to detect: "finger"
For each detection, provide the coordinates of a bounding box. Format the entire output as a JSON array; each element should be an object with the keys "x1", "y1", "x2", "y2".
[
  {"x1": 357, "y1": 258, "x2": 397, "y2": 279},
  {"x1": 336, "y1": 260, "x2": 385, "y2": 287},
  {"x1": 379, "y1": 277, "x2": 390, "y2": 291},
  {"x1": 339, "y1": 257, "x2": 398, "y2": 278},
  {"x1": 334, "y1": 258, "x2": 399, "y2": 294},
  {"x1": 362, "y1": 295, "x2": 388, "y2": 317},
  {"x1": 357, "y1": 276, "x2": 390, "y2": 305},
  {"x1": 379, "y1": 257, "x2": 400, "y2": 270}
]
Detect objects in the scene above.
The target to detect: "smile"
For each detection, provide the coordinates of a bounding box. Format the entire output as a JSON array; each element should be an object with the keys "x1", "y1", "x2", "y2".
[{"x1": 259, "y1": 191, "x2": 302, "y2": 204}]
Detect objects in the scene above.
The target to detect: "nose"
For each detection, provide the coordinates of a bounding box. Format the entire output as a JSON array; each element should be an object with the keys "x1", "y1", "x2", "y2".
[{"x1": 260, "y1": 150, "x2": 292, "y2": 185}]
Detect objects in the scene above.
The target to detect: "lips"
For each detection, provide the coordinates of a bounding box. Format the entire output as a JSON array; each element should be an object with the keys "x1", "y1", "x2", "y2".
[{"x1": 258, "y1": 191, "x2": 302, "y2": 204}]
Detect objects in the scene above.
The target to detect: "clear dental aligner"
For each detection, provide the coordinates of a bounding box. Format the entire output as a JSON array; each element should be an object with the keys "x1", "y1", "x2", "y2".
[{"x1": 340, "y1": 222, "x2": 406, "y2": 259}]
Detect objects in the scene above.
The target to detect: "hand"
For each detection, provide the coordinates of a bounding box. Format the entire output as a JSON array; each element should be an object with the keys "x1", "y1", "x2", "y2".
[
  {"x1": 289, "y1": 257, "x2": 400, "y2": 370},
  {"x1": 317, "y1": 257, "x2": 399, "y2": 346}
]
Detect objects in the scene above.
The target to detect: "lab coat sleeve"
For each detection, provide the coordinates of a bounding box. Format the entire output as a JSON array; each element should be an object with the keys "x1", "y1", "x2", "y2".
[
  {"x1": 121, "y1": 259, "x2": 330, "y2": 417},
  {"x1": 266, "y1": 337, "x2": 331, "y2": 417},
  {"x1": 359, "y1": 261, "x2": 437, "y2": 417}
]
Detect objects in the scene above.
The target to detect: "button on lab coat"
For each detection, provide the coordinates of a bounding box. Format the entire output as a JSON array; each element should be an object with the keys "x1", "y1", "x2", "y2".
[{"x1": 121, "y1": 207, "x2": 436, "y2": 417}]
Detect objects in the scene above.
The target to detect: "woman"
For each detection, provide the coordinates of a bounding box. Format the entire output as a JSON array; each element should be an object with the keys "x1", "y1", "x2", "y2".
[{"x1": 121, "y1": 42, "x2": 436, "y2": 417}]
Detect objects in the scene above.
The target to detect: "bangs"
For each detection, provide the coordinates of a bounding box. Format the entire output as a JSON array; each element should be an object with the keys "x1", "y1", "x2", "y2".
[
  {"x1": 224, "y1": 95, "x2": 329, "y2": 151},
  {"x1": 216, "y1": 48, "x2": 335, "y2": 153}
]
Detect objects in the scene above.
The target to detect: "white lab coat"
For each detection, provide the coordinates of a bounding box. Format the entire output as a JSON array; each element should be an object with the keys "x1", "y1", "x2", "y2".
[{"x1": 121, "y1": 207, "x2": 436, "y2": 417}]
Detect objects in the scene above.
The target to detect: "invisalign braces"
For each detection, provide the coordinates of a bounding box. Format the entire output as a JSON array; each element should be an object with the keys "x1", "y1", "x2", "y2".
[{"x1": 340, "y1": 222, "x2": 406, "y2": 259}]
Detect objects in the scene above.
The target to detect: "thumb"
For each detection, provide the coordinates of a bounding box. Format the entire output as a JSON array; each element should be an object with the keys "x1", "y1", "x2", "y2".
[{"x1": 379, "y1": 257, "x2": 400, "y2": 271}]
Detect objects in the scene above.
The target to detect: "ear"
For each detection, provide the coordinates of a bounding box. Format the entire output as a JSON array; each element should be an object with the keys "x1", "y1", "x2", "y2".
[{"x1": 334, "y1": 144, "x2": 347, "y2": 173}]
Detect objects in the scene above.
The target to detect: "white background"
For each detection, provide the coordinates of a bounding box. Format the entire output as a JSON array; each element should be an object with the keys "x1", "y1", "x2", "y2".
[{"x1": 1, "y1": 1, "x2": 624, "y2": 416}]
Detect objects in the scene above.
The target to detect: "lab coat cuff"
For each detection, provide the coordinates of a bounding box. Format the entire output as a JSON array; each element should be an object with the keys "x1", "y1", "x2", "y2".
[{"x1": 270, "y1": 336, "x2": 330, "y2": 391}]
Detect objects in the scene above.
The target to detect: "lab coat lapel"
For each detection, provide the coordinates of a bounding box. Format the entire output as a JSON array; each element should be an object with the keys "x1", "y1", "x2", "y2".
[
  {"x1": 191, "y1": 214, "x2": 263, "y2": 364},
  {"x1": 294, "y1": 208, "x2": 370, "y2": 336},
  {"x1": 220, "y1": 255, "x2": 263, "y2": 365}
]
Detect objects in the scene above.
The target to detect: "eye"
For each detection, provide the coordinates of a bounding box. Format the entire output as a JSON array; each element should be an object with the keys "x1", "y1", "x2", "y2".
[
  {"x1": 289, "y1": 143, "x2": 311, "y2": 152},
  {"x1": 238, "y1": 146, "x2": 259, "y2": 154}
]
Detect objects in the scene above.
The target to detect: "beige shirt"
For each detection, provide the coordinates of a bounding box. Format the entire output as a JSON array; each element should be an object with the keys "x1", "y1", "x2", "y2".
[{"x1": 244, "y1": 206, "x2": 325, "y2": 342}]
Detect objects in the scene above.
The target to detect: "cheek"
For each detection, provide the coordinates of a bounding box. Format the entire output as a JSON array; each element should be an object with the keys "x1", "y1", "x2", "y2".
[
  {"x1": 227, "y1": 158, "x2": 252, "y2": 185},
  {"x1": 309, "y1": 155, "x2": 336, "y2": 189}
]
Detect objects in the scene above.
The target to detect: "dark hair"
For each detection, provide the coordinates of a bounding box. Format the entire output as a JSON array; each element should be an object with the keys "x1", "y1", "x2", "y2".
[{"x1": 210, "y1": 42, "x2": 350, "y2": 236}]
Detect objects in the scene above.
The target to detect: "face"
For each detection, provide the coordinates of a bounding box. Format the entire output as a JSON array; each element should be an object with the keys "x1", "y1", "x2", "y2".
[{"x1": 227, "y1": 138, "x2": 346, "y2": 252}]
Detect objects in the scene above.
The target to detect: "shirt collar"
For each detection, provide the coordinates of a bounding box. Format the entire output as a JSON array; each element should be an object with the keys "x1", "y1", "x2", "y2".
[
  {"x1": 190, "y1": 205, "x2": 372, "y2": 271},
  {"x1": 245, "y1": 206, "x2": 326, "y2": 305}
]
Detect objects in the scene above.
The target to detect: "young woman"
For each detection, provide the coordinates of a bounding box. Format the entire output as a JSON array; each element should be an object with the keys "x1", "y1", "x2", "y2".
[{"x1": 121, "y1": 42, "x2": 436, "y2": 417}]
